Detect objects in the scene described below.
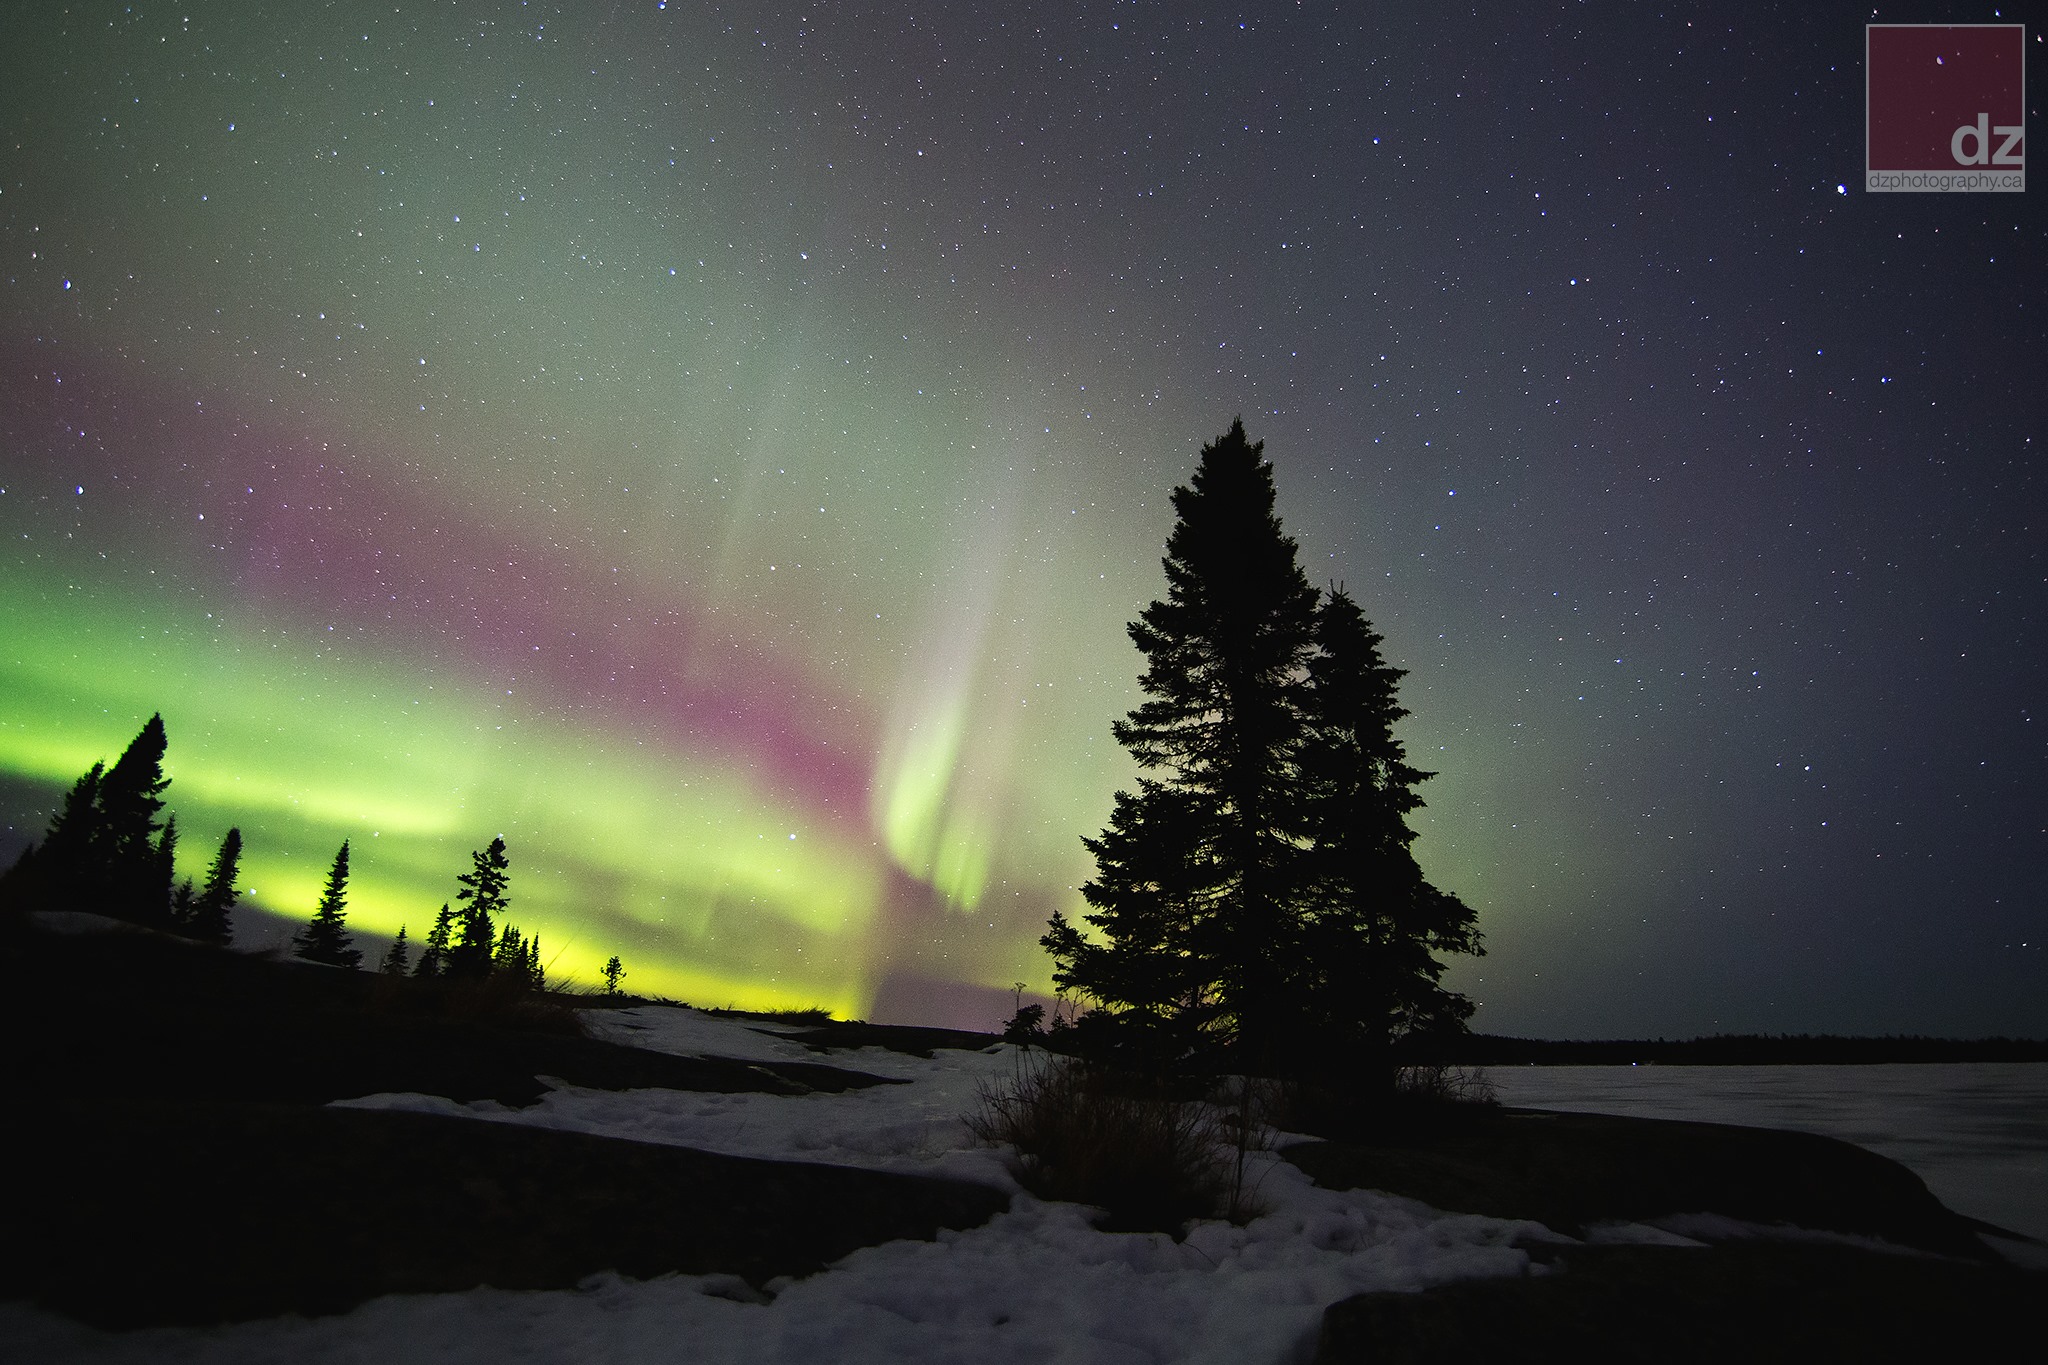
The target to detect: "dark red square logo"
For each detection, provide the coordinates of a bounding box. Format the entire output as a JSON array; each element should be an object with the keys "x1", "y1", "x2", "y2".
[{"x1": 1867, "y1": 24, "x2": 2025, "y2": 192}]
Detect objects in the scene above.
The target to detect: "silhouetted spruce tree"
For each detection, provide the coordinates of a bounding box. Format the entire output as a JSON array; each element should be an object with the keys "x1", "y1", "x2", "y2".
[
  {"x1": 0, "y1": 837, "x2": 44, "y2": 915},
  {"x1": 1047, "y1": 428, "x2": 1483, "y2": 1083},
  {"x1": 150, "y1": 814, "x2": 181, "y2": 928},
  {"x1": 0, "y1": 763, "x2": 105, "y2": 913},
  {"x1": 1, "y1": 718, "x2": 175, "y2": 921},
  {"x1": 92, "y1": 714, "x2": 175, "y2": 924},
  {"x1": 379, "y1": 925, "x2": 411, "y2": 976},
  {"x1": 602, "y1": 955, "x2": 626, "y2": 996},
  {"x1": 1048, "y1": 783, "x2": 1216, "y2": 1062},
  {"x1": 185, "y1": 828, "x2": 243, "y2": 946},
  {"x1": 1294, "y1": 588, "x2": 1481, "y2": 1088},
  {"x1": 414, "y1": 902, "x2": 455, "y2": 978},
  {"x1": 1044, "y1": 419, "x2": 1320, "y2": 1070},
  {"x1": 3, "y1": 772, "x2": 87, "y2": 913},
  {"x1": 487, "y1": 923, "x2": 547, "y2": 989},
  {"x1": 1, "y1": 717, "x2": 186, "y2": 922},
  {"x1": 39, "y1": 764, "x2": 106, "y2": 878},
  {"x1": 493, "y1": 923, "x2": 526, "y2": 977},
  {"x1": 447, "y1": 837, "x2": 509, "y2": 980},
  {"x1": 294, "y1": 841, "x2": 363, "y2": 969}
]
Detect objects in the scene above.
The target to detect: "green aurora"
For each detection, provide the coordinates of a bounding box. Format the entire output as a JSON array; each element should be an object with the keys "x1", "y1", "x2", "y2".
[{"x1": 7, "y1": 4, "x2": 2040, "y2": 1038}]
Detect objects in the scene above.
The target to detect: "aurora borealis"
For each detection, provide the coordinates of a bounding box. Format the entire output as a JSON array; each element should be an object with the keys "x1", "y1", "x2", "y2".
[{"x1": 3, "y1": 3, "x2": 2042, "y2": 1036}]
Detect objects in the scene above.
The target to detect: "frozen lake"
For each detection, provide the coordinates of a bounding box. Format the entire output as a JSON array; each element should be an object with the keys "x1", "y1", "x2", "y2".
[{"x1": 1488, "y1": 1063, "x2": 2048, "y2": 1245}]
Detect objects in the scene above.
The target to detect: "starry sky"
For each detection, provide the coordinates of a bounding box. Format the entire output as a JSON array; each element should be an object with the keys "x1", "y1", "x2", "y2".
[{"x1": 2, "y1": 2, "x2": 2042, "y2": 1038}]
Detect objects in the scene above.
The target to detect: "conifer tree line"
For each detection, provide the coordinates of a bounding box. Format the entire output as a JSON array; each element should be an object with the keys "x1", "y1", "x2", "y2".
[
  {"x1": 0, "y1": 714, "x2": 242, "y2": 946},
  {"x1": 1, "y1": 718, "x2": 560, "y2": 993},
  {"x1": 282, "y1": 833, "x2": 544, "y2": 986},
  {"x1": 400, "y1": 836, "x2": 547, "y2": 989},
  {"x1": 1043, "y1": 420, "x2": 1483, "y2": 1089}
]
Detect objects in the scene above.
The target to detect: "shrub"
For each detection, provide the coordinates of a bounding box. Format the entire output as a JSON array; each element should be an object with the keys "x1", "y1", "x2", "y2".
[
  {"x1": 968, "y1": 1054, "x2": 1264, "y2": 1232},
  {"x1": 1001, "y1": 1003, "x2": 1045, "y2": 1046}
]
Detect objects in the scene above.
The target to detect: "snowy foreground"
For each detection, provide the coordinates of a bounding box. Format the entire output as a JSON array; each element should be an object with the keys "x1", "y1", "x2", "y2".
[{"x1": 2, "y1": 1009, "x2": 1694, "y2": 1363}]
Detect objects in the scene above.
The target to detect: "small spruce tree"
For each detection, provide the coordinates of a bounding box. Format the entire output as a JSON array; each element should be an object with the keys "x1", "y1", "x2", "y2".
[
  {"x1": 379, "y1": 925, "x2": 411, "y2": 976},
  {"x1": 185, "y1": 828, "x2": 243, "y2": 947},
  {"x1": 602, "y1": 955, "x2": 626, "y2": 996},
  {"x1": 0, "y1": 842, "x2": 43, "y2": 914},
  {"x1": 0, "y1": 763, "x2": 102, "y2": 913},
  {"x1": 40, "y1": 763, "x2": 107, "y2": 876},
  {"x1": 493, "y1": 923, "x2": 526, "y2": 978},
  {"x1": 414, "y1": 902, "x2": 454, "y2": 978},
  {"x1": 293, "y1": 841, "x2": 363, "y2": 969},
  {"x1": 150, "y1": 814, "x2": 181, "y2": 929}
]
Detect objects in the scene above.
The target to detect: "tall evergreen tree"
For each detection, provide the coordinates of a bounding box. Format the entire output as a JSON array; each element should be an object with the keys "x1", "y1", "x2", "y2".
[
  {"x1": 602, "y1": 955, "x2": 627, "y2": 996},
  {"x1": 294, "y1": 841, "x2": 363, "y2": 969},
  {"x1": 1047, "y1": 426, "x2": 1482, "y2": 1084},
  {"x1": 1045, "y1": 419, "x2": 1320, "y2": 1068},
  {"x1": 447, "y1": 837, "x2": 509, "y2": 980},
  {"x1": 1295, "y1": 589, "x2": 1481, "y2": 1085},
  {"x1": 414, "y1": 902, "x2": 455, "y2": 978},
  {"x1": 185, "y1": 828, "x2": 243, "y2": 946}
]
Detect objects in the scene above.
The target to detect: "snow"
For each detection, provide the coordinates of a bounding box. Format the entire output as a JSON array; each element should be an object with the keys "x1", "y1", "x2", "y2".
[
  {"x1": 0, "y1": 1007, "x2": 1547, "y2": 1364},
  {"x1": 336, "y1": 1007, "x2": 1028, "y2": 1184},
  {"x1": 1489, "y1": 1062, "x2": 2048, "y2": 1246},
  {"x1": 584, "y1": 1007, "x2": 832, "y2": 1067},
  {"x1": 13, "y1": 1011, "x2": 2028, "y2": 1360}
]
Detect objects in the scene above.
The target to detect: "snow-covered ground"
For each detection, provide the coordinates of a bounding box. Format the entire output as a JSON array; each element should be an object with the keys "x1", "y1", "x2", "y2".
[
  {"x1": 3, "y1": 1007, "x2": 1557, "y2": 1364},
  {"x1": 1490, "y1": 1063, "x2": 2048, "y2": 1245}
]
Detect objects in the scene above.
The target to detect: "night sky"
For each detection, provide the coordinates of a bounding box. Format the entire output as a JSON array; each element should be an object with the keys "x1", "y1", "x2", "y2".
[{"x1": 2, "y1": 2, "x2": 2041, "y2": 1038}]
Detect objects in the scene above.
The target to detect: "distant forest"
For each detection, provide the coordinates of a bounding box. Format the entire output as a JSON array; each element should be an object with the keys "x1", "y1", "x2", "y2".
[
  {"x1": 1, "y1": 712, "x2": 629, "y2": 998},
  {"x1": 1457, "y1": 1034, "x2": 2048, "y2": 1065}
]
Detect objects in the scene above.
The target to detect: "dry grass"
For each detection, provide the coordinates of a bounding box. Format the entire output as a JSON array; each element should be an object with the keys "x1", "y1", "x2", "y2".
[{"x1": 706, "y1": 1004, "x2": 836, "y2": 1025}]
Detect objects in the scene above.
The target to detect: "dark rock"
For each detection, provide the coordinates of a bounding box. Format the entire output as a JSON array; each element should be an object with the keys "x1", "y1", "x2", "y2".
[
  {"x1": 6, "y1": 1098, "x2": 1009, "y2": 1328},
  {"x1": 3, "y1": 912, "x2": 902, "y2": 1105}
]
